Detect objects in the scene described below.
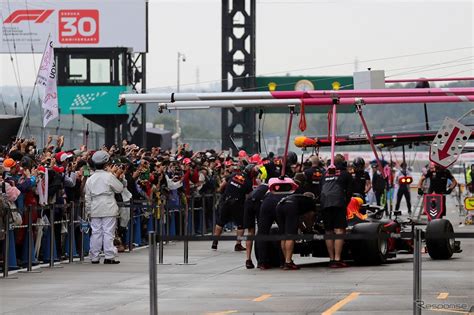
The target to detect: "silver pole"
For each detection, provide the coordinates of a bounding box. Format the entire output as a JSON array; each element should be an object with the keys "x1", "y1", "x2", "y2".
[
  {"x1": 184, "y1": 204, "x2": 189, "y2": 264},
  {"x1": 27, "y1": 206, "x2": 33, "y2": 271},
  {"x1": 79, "y1": 203, "x2": 84, "y2": 262},
  {"x1": 49, "y1": 207, "x2": 55, "y2": 267},
  {"x1": 201, "y1": 196, "x2": 206, "y2": 236},
  {"x1": 148, "y1": 231, "x2": 158, "y2": 315},
  {"x1": 3, "y1": 209, "x2": 9, "y2": 278},
  {"x1": 159, "y1": 205, "x2": 164, "y2": 264},
  {"x1": 69, "y1": 203, "x2": 74, "y2": 263},
  {"x1": 129, "y1": 204, "x2": 134, "y2": 252},
  {"x1": 413, "y1": 228, "x2": 422, "y2": 315}
]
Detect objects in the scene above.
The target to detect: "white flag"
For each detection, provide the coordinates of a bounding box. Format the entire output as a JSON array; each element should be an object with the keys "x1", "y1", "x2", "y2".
[{"x1": 40, "y1": 40, "x2": 59, "y2": 127}]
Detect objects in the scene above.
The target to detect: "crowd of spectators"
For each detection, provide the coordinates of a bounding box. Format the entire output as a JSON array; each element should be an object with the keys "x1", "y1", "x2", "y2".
[{"x1": 0, "y1": 135, "x2": 259, "y2": 267}]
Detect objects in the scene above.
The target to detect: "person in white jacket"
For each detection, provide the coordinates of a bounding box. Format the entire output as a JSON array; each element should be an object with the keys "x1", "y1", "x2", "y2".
[{"x1": 85, "y1": 151, "x2": 125, "y2": 264}]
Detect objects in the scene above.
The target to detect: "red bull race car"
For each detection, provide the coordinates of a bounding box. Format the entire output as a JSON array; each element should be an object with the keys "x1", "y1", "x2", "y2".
[{"x1": 293, "y1": 194, "x2": 462, "y2": 265}]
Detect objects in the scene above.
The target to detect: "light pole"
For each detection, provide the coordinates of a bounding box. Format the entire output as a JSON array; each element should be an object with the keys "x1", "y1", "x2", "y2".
[{"x1": 174, "y1": 52, "x2": 186, "y2": 148}]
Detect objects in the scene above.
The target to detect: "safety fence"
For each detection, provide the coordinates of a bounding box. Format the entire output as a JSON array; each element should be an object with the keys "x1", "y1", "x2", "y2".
[
  {"x1": 0, "y1": 194, "x2": 220, "y2": 277},
  {"x1": 146, "y1": 230, "x2": 474, "y2": 315}
]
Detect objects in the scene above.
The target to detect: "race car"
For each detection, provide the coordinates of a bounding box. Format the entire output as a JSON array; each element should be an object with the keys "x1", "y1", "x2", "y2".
[{"x1": 292, "y1": 195, "x2": 462, "y2": 265}]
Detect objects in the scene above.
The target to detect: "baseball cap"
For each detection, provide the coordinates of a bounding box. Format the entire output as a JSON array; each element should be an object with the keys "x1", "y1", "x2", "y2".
[
  {"x1": 55, "y1": 151, "x2": 73, "y2": 163},
  {"x1": 3, "y1": 158, "x2": 16, "y2": 171},
  {"x1": 92, "y1": 151, "x2": 110, "y2": 165}
]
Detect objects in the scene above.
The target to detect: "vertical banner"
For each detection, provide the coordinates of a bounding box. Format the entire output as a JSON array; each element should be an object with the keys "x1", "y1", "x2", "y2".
[{"x1": 39, "y1": 40, "x2": 59, "y2": 127}]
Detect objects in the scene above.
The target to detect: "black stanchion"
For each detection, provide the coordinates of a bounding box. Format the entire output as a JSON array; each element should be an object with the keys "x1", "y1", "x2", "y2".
[
  {"x1": 201, "y1": 195, "x2": 206, "y2": 236},
  {"x1": 68, "y1": 203, "x2": 74, "y2": 263},
  {"x1": 45, "y1": 206, "x2": 62, "y2": 269},
  {"x1": 1, "y1": 208, "x2": 17, "y2": 279},
  {"x1": 413, "y1": 228, "x2": 422, "y2": 315},
  {"x1": 148, "y1": 231, "x2": 158, "y2": 315},
  {"x1": 49, "y1": 206, "x2": 54, "y2": 267},
  {"x1": 212, "y1": 193, "x2": 217, "y2": 235},
  {"x1": 128, "y1": 204, "x2": 134, "y2": 252},
  {"x1": 79, "y1": 203, "x2": 85, "y2": 262},
  {"x1": 27, "y1": 206, "x2": 34, "y2": 271},
  {"x1": 157, "y1": 202, "x2": 170, "y2": 265},
  {"x1": 19, "y1": 206, "x2": 40, "y2": 274},
  {"x1": 179, "y1": 206, "x2": 183, "y2": 236},
  {"x1": 190, "y1": 196, "x2": 195, "y2": 236}
]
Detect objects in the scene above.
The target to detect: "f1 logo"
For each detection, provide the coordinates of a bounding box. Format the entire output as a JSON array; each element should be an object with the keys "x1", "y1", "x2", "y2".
[
  {"x1": 59, "y1": 10, "x2": 99, "y2": 44},
  {"x1": 3, "y1": 10, "x2": 53, "y2": 24}
]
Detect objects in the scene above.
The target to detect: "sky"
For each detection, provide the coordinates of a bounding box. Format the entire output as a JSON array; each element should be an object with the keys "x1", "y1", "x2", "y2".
[{"x1": 1, "y1": 0, "x2": 473, "y2": 93}]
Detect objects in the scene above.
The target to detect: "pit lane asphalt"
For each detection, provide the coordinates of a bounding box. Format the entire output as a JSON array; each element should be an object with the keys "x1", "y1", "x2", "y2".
[{"x1": 1, "y1": 195, "x2": 473, "y2": 315}]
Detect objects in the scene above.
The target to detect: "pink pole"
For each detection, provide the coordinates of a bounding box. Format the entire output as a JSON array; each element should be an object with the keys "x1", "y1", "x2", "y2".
[
  {"x1": 301, "y1": 95, "x2": 474, "y2": 105},
  {"x1": 329, "y1": 102, "x2": 337, "y2": 169},
  {"x1": 281, "y1": 107, "x2": 295, "y2": 177},
  {"x1": 271, "y1": 89, "x2": 474, "y2": 100},
  {"x1": 356, "y1": 106, "x2": 384, "y2": 176},
  {"x1": 385, "y1": 77, "x2": 474, "y2": 83}
]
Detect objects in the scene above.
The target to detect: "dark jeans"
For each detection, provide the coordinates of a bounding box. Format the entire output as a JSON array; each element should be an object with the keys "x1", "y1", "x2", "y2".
[{"x1": 395, "y1": 187, "x2": 411, "y2": 212}]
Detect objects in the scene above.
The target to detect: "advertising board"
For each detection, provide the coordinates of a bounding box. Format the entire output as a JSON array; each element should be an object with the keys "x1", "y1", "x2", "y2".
[{"x1": 1, "y1": 0, "x2": 147, "y2": 53}]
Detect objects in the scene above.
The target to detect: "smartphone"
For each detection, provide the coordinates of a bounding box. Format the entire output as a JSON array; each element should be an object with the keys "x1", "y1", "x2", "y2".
[{"x1": 82, "y1": 165, "x2": 90, "y2": 177}]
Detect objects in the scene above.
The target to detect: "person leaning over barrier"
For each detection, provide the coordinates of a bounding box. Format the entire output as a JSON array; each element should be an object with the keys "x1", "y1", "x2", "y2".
[{"x1": 85, "y1": 151, "x2": 126, "y2": 265}]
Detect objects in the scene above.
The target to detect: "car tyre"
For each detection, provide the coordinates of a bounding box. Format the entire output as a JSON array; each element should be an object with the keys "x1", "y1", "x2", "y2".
[
  {"x1": 425, "y1": 219, "x2": 454, "y2": 260},
  {"x1": 351, "y1": 222, "x2": 388, "y2": 265}
]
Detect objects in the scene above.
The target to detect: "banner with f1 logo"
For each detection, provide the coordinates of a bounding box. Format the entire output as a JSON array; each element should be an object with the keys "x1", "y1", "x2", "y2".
[{"x1": 1, "y1": 0, "x2": 146, "y2": 53}]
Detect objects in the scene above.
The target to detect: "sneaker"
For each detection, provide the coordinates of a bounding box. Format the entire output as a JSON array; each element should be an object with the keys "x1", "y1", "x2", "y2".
[
  {"x1": 103, "y1": 259, "x2": 120, "y2": 265},
  {"x1": 91, "y1": 260, "x2": 100, "y2": 264},
  {"x1": 234, "y1": 243, "x2": 246, "y2": 251},
  {"x1": 211, "y1": 241, "x2": 218, "y2": 250},
  {"x1": 283, "y1": 261, "x2": 300, "y2": 270},
  {"x1": 258, "y1": 263, "x2": 272, "y2": 270},
  {"x1": 245, "y1": 259, "x2": 255, "y2": 269},
  {"x1": 330, "y1": 260, "x2": 349, "y2": 268}
]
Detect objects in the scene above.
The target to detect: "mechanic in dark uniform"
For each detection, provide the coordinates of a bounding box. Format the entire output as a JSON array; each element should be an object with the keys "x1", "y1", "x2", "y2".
[
  {"x1": 212, "y1": 164, "x2": 254, "y2": 251},
  {"x1": 243, "y1": 183, "x2": 268, "y2": 269},
  {"x1": 417, "y1": 162, "x2": 457, "y2": 217},
  {"x1": 320, "y1": 154, "x2": 353, "y2": 268},
  {"x1": 304, "y1": 156, "x2": 324, "y2": 197},
  {"x1": 256, "y1": 177, "x2": 297, "y2": 270},
  {"x1": 275, "y1": 192, "x2": 317, "y2": 270},
  {"x1": 350, "y1": 157, "x2": 371, "y2": 201}
]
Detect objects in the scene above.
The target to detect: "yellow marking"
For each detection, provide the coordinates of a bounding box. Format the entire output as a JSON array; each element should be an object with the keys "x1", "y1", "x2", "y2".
[
  {"x1": 205, "y1": 311, "x2": 238, "y2": 315},
  {"x1": 253, "y1": 294, "x2": 272, "y2": 302},
  {"x1": 437, "y1": 292, "x2": 449, "y2": 299},
  {"x1": 322, "y1": 292, "x2": 360, "y2": 315}
]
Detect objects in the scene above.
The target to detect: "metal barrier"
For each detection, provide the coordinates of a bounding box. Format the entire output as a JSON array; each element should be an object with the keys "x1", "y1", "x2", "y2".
[
  {"x1": 1, "y1": 193, "x2": 218, "y2": 276},
  {"x1": 147, "y1": 231, "x2": 474, "y2": 315}
]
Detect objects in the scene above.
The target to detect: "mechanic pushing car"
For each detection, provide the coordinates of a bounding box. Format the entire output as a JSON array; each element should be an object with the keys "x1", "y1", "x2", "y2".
[
  {"x1": 243, "y1": 183, "x2": 269, "y2": 269},
  {"x1": 212, "y1": 164, "x2": 254, "y2": 251},
  {"x1": 303, "y1": 156, "x2": 325, "y2": 198},
  {"x1": 417, "y1": 162, "x2": 457, "y2": 217},
  {"x1": 275, "y1": 192, "x2": 317, "y2": 270},
  {"x1": 320, "y1": 154, "x2": 353, "y2": 268},
  {"x1": 256, "y1": 177, "x2": 298, "y2": 270}
]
